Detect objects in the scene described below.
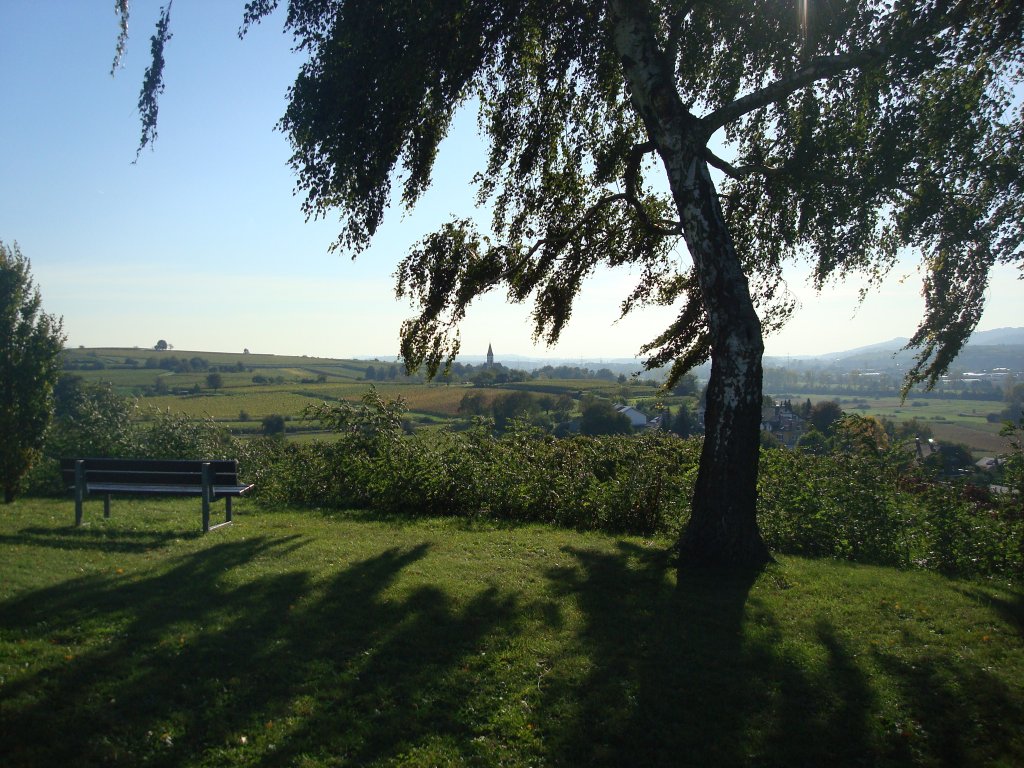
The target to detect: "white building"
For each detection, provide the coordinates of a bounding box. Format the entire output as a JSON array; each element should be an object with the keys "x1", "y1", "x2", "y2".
[{"x1": 614, "y1": 404, "x2": 650, "y2": 429}]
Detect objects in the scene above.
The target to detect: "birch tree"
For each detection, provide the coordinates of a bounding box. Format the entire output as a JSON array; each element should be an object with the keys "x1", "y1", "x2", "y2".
[{"x1": 126, "y1": 0, "x2": 1023, "y2": 570}]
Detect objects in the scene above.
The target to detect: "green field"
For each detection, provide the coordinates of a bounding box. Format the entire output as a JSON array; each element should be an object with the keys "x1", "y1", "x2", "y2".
[
  {"x1": 1, "y1": 498, "x2": 1021, "y2": 767},
  {"x1": 60, "y1": 348, "x2": 675, "y2": 438},
  {"x1": 773, "y1": 393, "x2": 1012, "y2": 456}
]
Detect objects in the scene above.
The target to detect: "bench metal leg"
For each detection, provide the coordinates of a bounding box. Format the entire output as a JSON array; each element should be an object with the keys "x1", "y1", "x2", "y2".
[
  {"x1": 225, "y1": 495, "x2": 233, "y2": 523},
  {"x1": 201, "y1": 462, "x2": 212, "y2": 533},
  {"x1": 103, "y1": 494, "x2": 111, "y2": 518},
  {"x1": 74, "y1": 460, "x2": 85, "y2": 526}
]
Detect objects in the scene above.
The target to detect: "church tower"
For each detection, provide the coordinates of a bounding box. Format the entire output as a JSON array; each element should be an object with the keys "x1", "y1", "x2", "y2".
[{"x1": 486, "y1": 343, "x2": 494, "y2": 367}]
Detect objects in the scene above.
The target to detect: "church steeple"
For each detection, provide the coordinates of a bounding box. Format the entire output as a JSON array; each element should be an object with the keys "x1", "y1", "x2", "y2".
[{"x1": 486, "y1": 343, "x2": 494, "y2": 367}]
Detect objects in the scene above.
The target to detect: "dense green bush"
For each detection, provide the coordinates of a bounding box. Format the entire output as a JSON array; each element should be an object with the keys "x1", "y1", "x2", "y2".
[
  {"x1": 758, "y1": 449, "x2": 913, "y2": 566},
  {"x1": 137, "y1": 408, "x2": 235, "y2": 460},
  {"x1": 23, "y1": 379, "x2": 137, "y2": 495},
  {"x1": 758, "y1": 447, "x2": 1022, "y2": 578}
]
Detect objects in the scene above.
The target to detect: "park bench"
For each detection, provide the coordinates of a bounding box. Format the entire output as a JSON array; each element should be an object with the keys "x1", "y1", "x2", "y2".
[{"x1": 61, "y1": 458, "x2": 254, "y2": 532}]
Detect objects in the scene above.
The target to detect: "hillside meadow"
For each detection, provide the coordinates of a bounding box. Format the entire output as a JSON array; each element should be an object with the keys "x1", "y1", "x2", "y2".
[{"x1": 1, "y1": 498, "x2": 1022, "y2": 767}]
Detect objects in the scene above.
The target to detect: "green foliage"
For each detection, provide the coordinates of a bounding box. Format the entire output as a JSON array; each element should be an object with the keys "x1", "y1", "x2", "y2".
[
  {"x1": 999, "y1": 417, "x2": 1024, "y2": 499},
  {"x1": 827, "y1": 414, "x2": 890, "y2": 456},
  {"x1": 0, "y1": 242, "x2": 65, "y2": 502},
  {"x1": 670, "y1": 373, "x2": 699, "y2": 397},
  {"x1": 758, "y1": 449, "x2": 913, "y2": 566},
  {"x1": 794, "y1": 427, "x2": 828, "y2": 455},
  {"x1": 258, "y1": 394, "x2": 698, "y2": 537},
  {"x1": 669, "y1": 402, "x2": 696, "y2": 438},
  {"x1": 808, "y1": 400, "x2": 844, "y2": 436},
  {"x1": 138, "y1": 408, "x2": 234, "y2": 460},
  {"x1": 261, "y1": 414, "x2": 286, "y2": 436},
  {"x1": 458, "y1": 391, "x2": 486, "y2": 416},
  {"x1": 304, "y1": 386, "x2": 407, "y2": 455},
  {"x1": 758, "y1": 447, "x2": 1023, "y2": 579},
  {"x1": 22, "y1": 377, "x2": 138, "y2": 495},
  {"x1": 489, "y1": 390, "x2": 543, "y2": 433},
  {"x1": 49, "y1": 375, "x2": 137, "y2": 457},
  {"x1": 580, "y1": 401, "x2": 632, "y2": 436}
]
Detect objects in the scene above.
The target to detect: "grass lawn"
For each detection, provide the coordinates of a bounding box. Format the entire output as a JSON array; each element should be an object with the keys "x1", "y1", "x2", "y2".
[{"x1": 1, "y1": 499, "x2": 1022, "y2": 767}]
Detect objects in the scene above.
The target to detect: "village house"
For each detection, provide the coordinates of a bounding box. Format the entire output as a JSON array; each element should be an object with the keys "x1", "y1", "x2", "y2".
[
  {"x1": 614, "y1": 404, "x2": 652, "y2": 429},
  {"x1": 760, "y1": 399, "x2": 807, "y2": 448}
]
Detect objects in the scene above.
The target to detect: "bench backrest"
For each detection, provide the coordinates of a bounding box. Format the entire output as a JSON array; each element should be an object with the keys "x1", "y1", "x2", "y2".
[{"x1": 60, "y1": 458, "x2": 241, "y2": 488}]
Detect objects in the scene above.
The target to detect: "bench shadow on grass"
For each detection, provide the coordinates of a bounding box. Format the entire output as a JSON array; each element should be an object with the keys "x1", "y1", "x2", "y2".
[
  {"x1": 0, "y1": 535, "x2": 519, "y2": 767},
  {"x1": 0, "y1": 525, "x2": 202, "y2": 554},
  {"x1": 540, "y1": 543, "x2": 1023, "y2": 768}
]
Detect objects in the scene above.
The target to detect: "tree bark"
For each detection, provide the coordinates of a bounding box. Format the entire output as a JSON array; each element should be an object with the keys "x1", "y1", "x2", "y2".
[{"x1": 609, "y1": 0, "x2": 772, "y2": 571}]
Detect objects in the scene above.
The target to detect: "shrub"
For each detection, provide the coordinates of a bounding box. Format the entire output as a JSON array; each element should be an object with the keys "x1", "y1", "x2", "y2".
[
  {"x1": 23, "y1": 379, "x2": 137, "y2": 495},
  {"x1": 139, "y1": 408, "x2": 234, "y2": 460},
  {"x1": 262, "y1": 414, "x2": 286, "y2": 436},
  {"x1": 758, "y1": 449, "x2": 913, "y2": 566}
]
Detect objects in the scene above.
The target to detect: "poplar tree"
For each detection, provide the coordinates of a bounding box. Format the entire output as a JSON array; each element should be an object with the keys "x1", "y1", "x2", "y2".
[{"x1": 0, "y1": 242, "x2": 65, "y2": 503}]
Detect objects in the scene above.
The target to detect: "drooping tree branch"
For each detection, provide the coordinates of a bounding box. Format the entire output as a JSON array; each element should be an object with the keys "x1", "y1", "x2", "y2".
[
  {"x1": 699, "y1": 0, "x2": 975, "y2": 135},
  {"x1": 111, "y1": 0, "x2": 131, "y2": 75},
  {"x1": 624, "y1": 141, "x2": 683, "y2": 235},
  {"x1": 702, "y1": 145, "x2": 862, "y2": 188},
  {"x1": 699, "y1": 48, "x2": 888, "y2": 135},
  {"x1": 135, "y1": 2, "x2": 174, "y2": 159}
]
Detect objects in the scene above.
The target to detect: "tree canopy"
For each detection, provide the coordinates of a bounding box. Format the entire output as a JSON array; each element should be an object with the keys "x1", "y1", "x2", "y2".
[
  {"x1": 124, "y1": 0, "x2": 1023, "y2": 570},
  {"x1": 0, "y1": 242, "x2": 65, "y2": 503}
]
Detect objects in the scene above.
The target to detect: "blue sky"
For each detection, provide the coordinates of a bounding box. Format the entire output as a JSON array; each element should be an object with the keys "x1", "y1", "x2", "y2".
[{"x1": 1, "y1": 1, "x2": 1020, "y2": 361}]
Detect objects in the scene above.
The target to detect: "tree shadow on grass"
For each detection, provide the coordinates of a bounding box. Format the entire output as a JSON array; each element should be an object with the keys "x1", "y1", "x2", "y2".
[
  {"x1": 0, "y1": 535, "x2": 522, "y2": 767},
  {"x1": 955, "y1": 585, "x2": 1024, "y2": 637},
  {"x1": 539, "y1": 543, "x2": 1023, "y2": 768}
]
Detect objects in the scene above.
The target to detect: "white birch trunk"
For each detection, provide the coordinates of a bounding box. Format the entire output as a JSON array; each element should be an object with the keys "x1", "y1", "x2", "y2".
[{"x1": 609, "y1": 0, "x2": 771, "y2": 570}]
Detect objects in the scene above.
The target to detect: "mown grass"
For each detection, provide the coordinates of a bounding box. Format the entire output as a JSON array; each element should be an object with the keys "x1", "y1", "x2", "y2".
[{"x1": 1, "y1": 498, "x2": 1021, "y2": 767}]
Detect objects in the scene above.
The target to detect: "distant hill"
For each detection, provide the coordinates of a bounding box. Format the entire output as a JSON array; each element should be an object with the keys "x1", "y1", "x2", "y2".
[
  {"x1": 65, "y1": 328, "x2": 1024, "y2": 383},
  {"x1": 764, "y1": 328, "x2": 1024, "y2": 373},
  {"x1": 969, "y1": 327, "x2": 1024, "y2": 346}
]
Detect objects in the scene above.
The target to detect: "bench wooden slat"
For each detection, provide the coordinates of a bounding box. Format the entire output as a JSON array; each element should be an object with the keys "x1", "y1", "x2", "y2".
[
  {"x1": 60, "y1": 458, "x2": 241, "y2": 487},
  {"x1": 86, "y1": 482, "x2": 254, "y2": 496},
  {"x1": 61, "y1": 458, "x2": 239, "y2": 473},
  {"x1": 78, "y1": 472, "x2": 241, "y2": 486}
]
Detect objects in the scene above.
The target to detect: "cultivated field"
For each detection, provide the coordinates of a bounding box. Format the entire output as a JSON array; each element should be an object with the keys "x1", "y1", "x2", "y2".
[
  {"x1": 774, "y1": 393, "x2": 1013, "y2": 456},
  {"x1": 63, "y1": 348, "x2": 1015, "y2": 454},
  {"x1": 60, "y1": 348, "x2": 668, "y2": 435}
]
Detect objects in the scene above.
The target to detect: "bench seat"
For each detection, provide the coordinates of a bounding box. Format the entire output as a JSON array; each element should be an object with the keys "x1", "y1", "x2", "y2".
[{"x1": 82, "y1": 482, "x2": 252, "y2": 497}]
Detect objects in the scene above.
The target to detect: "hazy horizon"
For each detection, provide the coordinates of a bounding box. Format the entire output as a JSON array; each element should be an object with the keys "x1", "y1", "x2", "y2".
[{"x1": 65, "y1": 324, "x2": 1024, "y2": 368}]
